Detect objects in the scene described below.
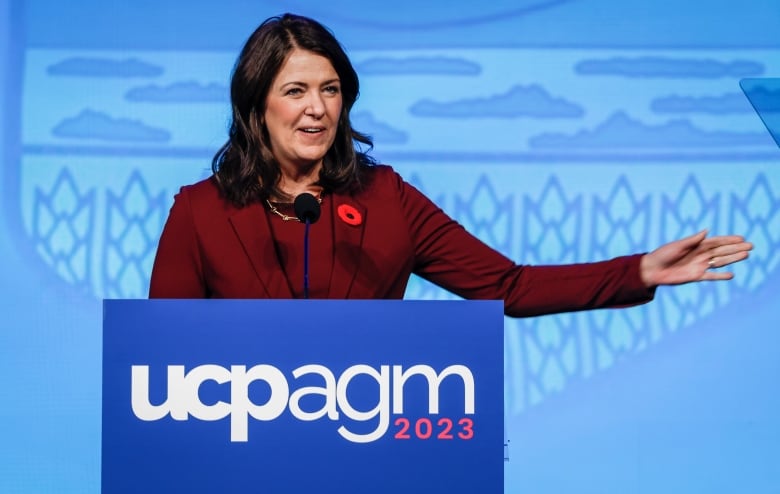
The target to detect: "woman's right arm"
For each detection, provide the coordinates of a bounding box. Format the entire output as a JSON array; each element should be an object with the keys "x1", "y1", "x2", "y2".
[{"x1": 149, "y1": 187, "x2": 208, "y2": 298}]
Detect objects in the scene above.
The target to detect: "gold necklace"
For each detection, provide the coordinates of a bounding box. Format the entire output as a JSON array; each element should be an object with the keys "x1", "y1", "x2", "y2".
[{"x1": 265, "y1": 195, "x2": 323, "y2": 222}]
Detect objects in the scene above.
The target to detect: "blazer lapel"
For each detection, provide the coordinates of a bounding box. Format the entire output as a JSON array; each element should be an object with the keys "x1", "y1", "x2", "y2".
[
  {"x1": 228, "y1": 203, "x2": 293, "y2": 298},
  {"x1": 327, "y1": 193, "x2": 367, "y2": 298}
]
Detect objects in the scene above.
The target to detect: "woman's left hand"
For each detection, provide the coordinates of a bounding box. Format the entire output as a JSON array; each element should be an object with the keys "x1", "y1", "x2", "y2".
[{"x1": 639, "y1": 230, "x2": 753, "y2": 287}]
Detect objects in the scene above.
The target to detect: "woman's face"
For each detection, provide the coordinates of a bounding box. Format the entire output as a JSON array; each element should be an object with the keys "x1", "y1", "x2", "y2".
[{"x1": 264, "y1": 48, "x2": 343, "y2": 175}]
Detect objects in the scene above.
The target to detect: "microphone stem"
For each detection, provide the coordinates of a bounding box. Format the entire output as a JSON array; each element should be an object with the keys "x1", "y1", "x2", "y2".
[{"x1": 303, "y1": 218, "x2": 311, "y2": 299}]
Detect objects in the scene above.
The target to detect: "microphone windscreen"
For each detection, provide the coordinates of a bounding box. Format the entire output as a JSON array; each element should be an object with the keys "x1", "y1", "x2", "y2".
[{"x1": 294, "y1": 193, "x2": 321, "y2": 224}]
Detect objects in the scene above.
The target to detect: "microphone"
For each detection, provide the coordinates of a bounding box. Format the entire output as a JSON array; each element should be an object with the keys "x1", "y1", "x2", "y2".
[
  {"x1": 293, "y1": 193, "x2": 321, "y2": 299},
  {"x1": 294, "y1": 193, "x2": 321, "y2": 224}
]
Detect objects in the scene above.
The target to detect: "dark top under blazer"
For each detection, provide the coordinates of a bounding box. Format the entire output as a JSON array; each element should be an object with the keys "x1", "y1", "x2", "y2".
[{"x1": 149, "y1": 165, "x2": 654, "y2": 317}]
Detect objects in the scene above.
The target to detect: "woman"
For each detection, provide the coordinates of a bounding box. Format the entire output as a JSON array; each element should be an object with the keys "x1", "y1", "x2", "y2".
[{"x1": 149, "y1": 14, "x2": 751, "y2": 316}]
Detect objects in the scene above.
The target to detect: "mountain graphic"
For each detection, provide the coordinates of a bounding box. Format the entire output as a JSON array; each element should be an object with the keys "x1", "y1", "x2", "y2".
[
  {"x1": 52, "y1": 109, "x2": 171, "y2": 142},
  {"x1": 125, "y1": 81, "x2": 227, "y2": 103},
  {"x1": 47, "y1": 57, "x2": 164, "y2": 78},
  {"x1": 356, "y1": 56, "x2": 480, "y2": 75},
  {"x1": 529, "y1": 111, "x2": 771, "y2": 148},
  {"x1": 410, "y1": 84, "x2": 583, "y2": 118},
  {"x1": 575, "y1": 57, "x2": 764, "y2": 79}
]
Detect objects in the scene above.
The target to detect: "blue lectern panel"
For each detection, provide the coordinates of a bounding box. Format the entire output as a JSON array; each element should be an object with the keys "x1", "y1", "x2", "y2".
[{"x1": 102, "y1": 300, "x2": 503, "y2": 493}]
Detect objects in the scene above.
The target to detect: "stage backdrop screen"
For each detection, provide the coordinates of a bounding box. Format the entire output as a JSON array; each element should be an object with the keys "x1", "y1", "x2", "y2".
[{"x1": 1, "y1": 1, "x2": 779, "y2": 492}]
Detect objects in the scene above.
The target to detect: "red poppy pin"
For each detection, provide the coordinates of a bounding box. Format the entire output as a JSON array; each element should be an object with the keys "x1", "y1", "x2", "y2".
[{"x1": 337, "y1": 203, "x2": 362, "y2": 226}]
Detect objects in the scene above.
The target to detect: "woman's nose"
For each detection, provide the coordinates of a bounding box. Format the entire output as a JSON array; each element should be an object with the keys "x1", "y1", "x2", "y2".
[{"x1": 304, "y1": 93, "x2": 326, "y2": 118}]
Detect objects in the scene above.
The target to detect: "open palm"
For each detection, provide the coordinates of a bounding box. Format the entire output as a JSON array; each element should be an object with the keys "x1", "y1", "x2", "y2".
[{"x1": 640, "y1": 230, "x2": 753, "y2": 287}]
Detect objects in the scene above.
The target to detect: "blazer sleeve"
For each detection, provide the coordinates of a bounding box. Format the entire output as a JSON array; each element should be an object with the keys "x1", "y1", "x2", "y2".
[
  {"x1": 395, "y1": 172, "x2": 655, "y2": 317},
  {"x1": 149, "y1": 186, "x2": 208, "y2": 298}
]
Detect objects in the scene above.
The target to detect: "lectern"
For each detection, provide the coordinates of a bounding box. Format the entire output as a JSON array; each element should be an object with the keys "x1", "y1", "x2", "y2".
[{"x1": 102, "y1": 299, "x2": 503, "y2": 493}]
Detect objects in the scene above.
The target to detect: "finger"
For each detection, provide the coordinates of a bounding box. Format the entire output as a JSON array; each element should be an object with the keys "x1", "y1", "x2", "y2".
[
  {"x1": 708, "y1": 241, "x2": 753, "y2": 260},
  {"x1": 678, "y1": 229, "x2": 708, "y2": 248},
  {"x1": 700, "y1": 235, "x2": 748, "y2": 249},
  {"x1": 709, "y1": 250, "x2": 750, "y2": 269},
  {"x1": 700, "y1": 271, "x2": 735, "y2": 281}
]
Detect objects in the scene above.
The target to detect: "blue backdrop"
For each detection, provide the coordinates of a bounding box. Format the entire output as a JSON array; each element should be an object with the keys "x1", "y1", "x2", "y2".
[{"x1": 1, "y1": 1, "x2": 779, "y2": 492}]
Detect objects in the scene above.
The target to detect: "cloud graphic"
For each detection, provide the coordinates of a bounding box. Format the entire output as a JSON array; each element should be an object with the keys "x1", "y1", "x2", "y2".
[
  {"x1": 529, "y1": 111, "x2": 770, "y2": 149},
  {"x1": 47, "y1": 57, "x2": 164, "y2": 78},
  {"x1": 651, "y1": 93, "x2": 754, "y2": 114},
  {"x1": 125, "y1": 81, "x2": 228, "y2": 103},
  {"x1": 351, "y1": 112, "x2": 408, "y2": 144},
  {"x1": 52, "y1": 109, "x2": 171, "y2": 142},
  {"x1": 575, "y1": 57, "x2": 764, "y2": 79},
  {"x1": 356, "y1": 56, "x2": 481, "y2": 76},
  {"x1": 410, "y1": 84, "x2": 584, "y2": 118}
]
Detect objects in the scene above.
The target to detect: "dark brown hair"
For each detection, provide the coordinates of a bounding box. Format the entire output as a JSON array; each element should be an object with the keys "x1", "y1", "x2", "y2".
[{"x1": 212, "y1": 13, "x2": 374, "y2": 206}]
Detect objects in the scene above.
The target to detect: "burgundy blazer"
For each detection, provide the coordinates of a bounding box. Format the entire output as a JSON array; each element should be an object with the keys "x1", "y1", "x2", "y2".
[{"x1": 149, "y1": 165, "x2": 654, "y2": 316}]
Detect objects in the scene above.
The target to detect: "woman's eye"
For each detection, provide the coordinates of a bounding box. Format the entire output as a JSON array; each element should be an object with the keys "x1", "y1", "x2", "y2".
[
  {"x1": 285, "y1": 87, "x2": 303, "y2": 96},
  {"x1": 324, "y1": 85, "x2": 340, "y2": 94}
]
